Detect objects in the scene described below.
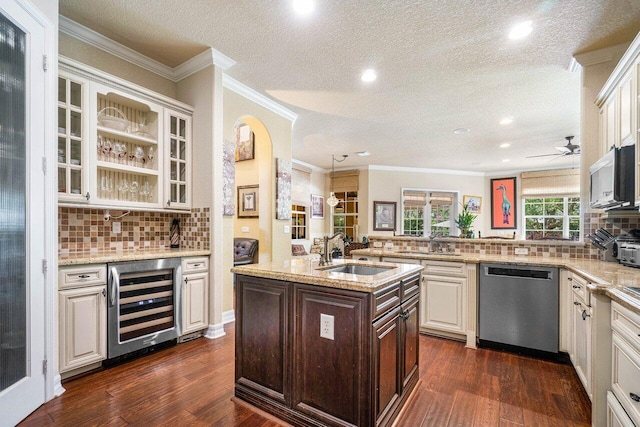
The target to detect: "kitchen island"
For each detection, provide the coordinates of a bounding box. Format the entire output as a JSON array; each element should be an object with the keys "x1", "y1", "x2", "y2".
[{"x1": 231, "y1": 258, "x2": 423, "y2": 427}]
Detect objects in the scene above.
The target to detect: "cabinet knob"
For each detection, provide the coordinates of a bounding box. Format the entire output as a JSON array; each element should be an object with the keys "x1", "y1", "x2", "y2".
[
  {"x1": 630, "y1": 392, "x2": 640, "y2": 402},
  {"x1": 102, "y1": 288, "x2": 106, "y2": 297},
  {"x1": 166, "y1": 199, "x2": 171, "y2": 207},
  {"x1": 78, "y1": 274, "x2": 90, "y2": 279},
  {"x1": 184, "y1": 277, "x2": 189, "y2": 283},
  {"x1": 567, "y1": 277, "x2": 573, "y2": 281},
  {"x1": 85, "y1": 192, "x2": 90, "y2": 201},
  {"x1": 582, "y1": 310, "x2": 590, "y2": 320},
  {"x1": 574, "y1": 301, "x2": 581, "y2": 306},
  {"x1": 193, "y1": 264, "x2": 201, "y2": 268},
  {"x1": 572, "y1": 285, "x2": 580, "y2": 289}
]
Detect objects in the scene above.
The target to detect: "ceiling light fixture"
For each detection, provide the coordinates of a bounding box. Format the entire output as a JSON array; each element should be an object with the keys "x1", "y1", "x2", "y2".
[
  {"x1": 361, "y1": 69, "x2": 377, "y2": 83},
  {"x1": 356, "y1": 151, "x2": 370, "y2": 157},
  {"x1": 292, "y1": 0, "x2": 315, "y2": 15},
  {"x1": 500, "y1": 143, "x2": 510, "y2": 148},
  {"x1": 453, "y1": 128, "x2": 470, "y2": 134},
  {"x1": 509, "y1": 21, "x2": 533, "y2": 40},
  {"x1": 502, "y1": 159, "x2": 511, "y2": 163},
  {"x1": 327, "y1": 154, "x2": 348, "y2": 207},
  {"x1": 499, "y1": 117, "x2": 514, "y2": 125}
]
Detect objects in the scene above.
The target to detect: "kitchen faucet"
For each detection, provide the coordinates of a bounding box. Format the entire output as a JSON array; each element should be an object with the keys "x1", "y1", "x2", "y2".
[
  {"x1": 429, "y1": 232, "x2": 443, "y2": 253},
  {"x1": 319, "y1": 232, "x2": 345, "y2": 266}
]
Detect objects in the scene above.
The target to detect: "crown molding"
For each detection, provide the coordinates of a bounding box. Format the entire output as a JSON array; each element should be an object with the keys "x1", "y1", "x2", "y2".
[
  {"x1": 566, "y1": 57, "x2": 581, "y2": 73},
  {"x1": 573, "y1": 41, "x2": 630, "y2": 68},
  {"x1": 292, "y1": 159, "x2": 328, "y2": 173},
  {"x1": 59, "y1": 16, "x2": 235, "y2": 83},
  {"x1": 223, "y1": 74, "x2": 298, "y2": 123},
  {"x1": 367, "y1": 164, "x2": 485, "y2": 177},
  {"x1": 595, "y1": 33, "x2": 640, "y2": 105}
]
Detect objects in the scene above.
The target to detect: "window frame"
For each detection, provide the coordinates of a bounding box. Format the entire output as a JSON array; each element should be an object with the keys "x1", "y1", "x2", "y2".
[
  {"x1": 522, "y1": 195, "x2": 581, "y2": 240},
  {"x1": 291, "y1": 204, "x2": 307, "y2": 240},
  {"x1": 400, "y1": 188, "x2": 459, "y2": 237}
]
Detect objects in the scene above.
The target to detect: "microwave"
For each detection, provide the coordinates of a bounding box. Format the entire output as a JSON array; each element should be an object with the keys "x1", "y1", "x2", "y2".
[{"x1": 589, "y1": 144, "x2": 635, "y2": 210}]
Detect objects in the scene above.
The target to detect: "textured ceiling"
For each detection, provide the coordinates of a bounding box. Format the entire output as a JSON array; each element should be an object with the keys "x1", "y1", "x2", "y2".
[{"x1": 59, "y1": 0, "x2": 640, "y2": 172}]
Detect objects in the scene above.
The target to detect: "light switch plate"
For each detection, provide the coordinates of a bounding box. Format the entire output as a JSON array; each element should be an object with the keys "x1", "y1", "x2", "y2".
[
  {"x1": 373, "y1": 242, "x2": 383, "y2": 248},
  {"x1": 515, "y1": 248, "x2": 529, "y2": 255},
  {"x1": 320, "y1": 313, "x2": 334, "y2": 340},
  {"x1": 241, "y1": 226, "x2": 249, "y2": 233},
  {"x1": 384, "y1": 242, "x2": 394, "y2": 249},
  {"x1": 112, "y1": 222, "x2": 121, "y2": 234},
  {"x1": 284, "y1": 225, "x2": 290, "y2": 233}
]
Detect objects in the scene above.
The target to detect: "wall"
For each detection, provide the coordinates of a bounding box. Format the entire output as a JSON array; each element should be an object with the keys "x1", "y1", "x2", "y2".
[
  {"x1": 234, "y1": 124, "x2": 261, "y2": 242},
  {"x1": 365, "y1": 167, "x2": 485, "y2": 237}
]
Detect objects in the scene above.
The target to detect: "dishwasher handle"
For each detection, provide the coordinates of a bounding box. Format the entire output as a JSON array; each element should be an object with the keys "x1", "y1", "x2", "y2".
[{"x1": 485, "y1": 266, "x2": 552, "y2": 280}]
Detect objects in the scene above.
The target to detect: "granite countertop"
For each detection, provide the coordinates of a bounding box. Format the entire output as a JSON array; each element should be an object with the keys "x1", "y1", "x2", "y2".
[
  {"x1": 231, "y1": 258, "x2": 423, "y2": 293},
  {"x1": 351, "y1": 248, "x2": 640, "y2": 312},
  {"x1": 59, "y1": 248, "x2": 211, "y2": 266}
]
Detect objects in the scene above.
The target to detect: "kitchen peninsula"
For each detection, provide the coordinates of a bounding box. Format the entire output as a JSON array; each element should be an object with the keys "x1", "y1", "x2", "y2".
[{"x1": 231, "y1": 259, "x2": 423, "y2": 427}]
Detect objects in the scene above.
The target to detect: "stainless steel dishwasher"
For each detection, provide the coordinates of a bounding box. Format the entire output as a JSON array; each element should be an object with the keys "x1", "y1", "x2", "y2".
[{"x1": 479, "y1": 263, "x2": 559, "y2": 354}]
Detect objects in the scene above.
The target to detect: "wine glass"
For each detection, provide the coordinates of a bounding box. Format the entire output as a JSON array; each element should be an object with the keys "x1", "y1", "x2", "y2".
[
  {"x1": 134, "y1": 146, "x2": 145, "y2": 165},
  {"x1": 117, "y1": 178, "x2": 129, "y2": 199},
  {"x1": 100, "y1": 176, "x2": 113, "y2": 196},
  {"x1": 136, "y1": 112, "x2": 147, "y2": 134},
  {"x1": 129, "y1": 180, "x2": 139, "y2": 202},
  {"x1": 139, "y1": 181, "x2": 151, "y2": 202},
  {"x1": 146, "y1": 146, "x2": 155, "y2": 167}
]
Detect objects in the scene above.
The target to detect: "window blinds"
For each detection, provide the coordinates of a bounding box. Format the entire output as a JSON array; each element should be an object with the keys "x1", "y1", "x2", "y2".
[
  {"x1": 292, "y1": 163, "x2": 311, "y2": 205},
  {"x1": 403, "y1": 190, "x2": 427, "y2": 207},
  {"x1": 331, "y1": 170, "x2": 359, "y2": 193},
  {"x1": 521, "y1": 168, "x2": 580, "y2": 197}
]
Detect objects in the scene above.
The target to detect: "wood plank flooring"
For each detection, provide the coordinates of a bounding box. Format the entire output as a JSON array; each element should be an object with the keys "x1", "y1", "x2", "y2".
[{"x1": 20, "y1": 326, "x2": 590, "y2": 426}]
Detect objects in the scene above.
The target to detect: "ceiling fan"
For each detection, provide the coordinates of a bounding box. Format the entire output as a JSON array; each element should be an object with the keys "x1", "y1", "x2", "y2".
[{"x1": 527, "y1": 136, "x2": 580, "y2": 159}]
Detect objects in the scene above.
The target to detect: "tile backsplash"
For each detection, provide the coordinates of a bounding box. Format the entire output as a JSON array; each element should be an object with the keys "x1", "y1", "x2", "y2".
[{"x1": 58, "y1": 207, "x2": 210, "y2": 256}]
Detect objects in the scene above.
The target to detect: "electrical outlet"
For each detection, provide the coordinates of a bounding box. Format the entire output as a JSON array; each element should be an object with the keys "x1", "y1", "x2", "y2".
[
  {"x1": 241, "y1": 226, "x2": 249, "y2": 233},
  {"x1": 112, "y1": 221, "x2": 121, "y2": 234},
  {"x1": 515, "y1": 248, "x2": 529, "y2": 255},
  {"x1": 284, "y1": 225, "x2": 290, "y2": 233},
  {"x1": 320, "y1": 314, "x2": 334, "y2": 340},
  {"x1": 373, "y1": 241, "x2": 383, "y2": 248},
  {"x1": 384, "y1": 242, "x2": 394, "y2": 249}
]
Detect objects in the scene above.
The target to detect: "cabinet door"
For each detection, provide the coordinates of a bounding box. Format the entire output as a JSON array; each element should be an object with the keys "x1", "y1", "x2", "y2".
[
  {"x1": 373, "y1": 308, "x2": 402, "y2": 426},
  {"x1": 182, "y1": 271, "x2": 208, "y2": 335},
  {"x1": 164, "y1": 110, "x2": 191, "y2": 209},
  {"x1": 560, "y1": 270, "x2": 573, "y2": 354},
  {"x1": 58, "y1": 72, "x2": 90, "y2": 202},
  {"x1": 572, "y1": 298, "x2": 592, "y2": 398},
  {"x1": 618, "y1": 70, "x2": 636, "y2": 147},
  {"x1": 401, "y1": 294, "x2": 419, "y2": 390},
  {"x1": 604, "y1": 94, "x2": 618, "y2": 152},
  {"x1": 422, "y1": 274, "x2": 466, "y2": 335},
  {"x1": 58, "y1": 285, "x2": 107, "y2": 373}
]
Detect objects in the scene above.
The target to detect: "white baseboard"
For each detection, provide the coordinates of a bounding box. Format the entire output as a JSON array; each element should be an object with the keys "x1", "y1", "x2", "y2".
[
  {"x1": 53, "y1": 374, "x2": 65, "y2": 397},
  {"x1": 222, "y1": 309, "x2": 235, "y2": 324},
  {"x1": 204, "y1": 322, "x2": 226, "y2": 339}
]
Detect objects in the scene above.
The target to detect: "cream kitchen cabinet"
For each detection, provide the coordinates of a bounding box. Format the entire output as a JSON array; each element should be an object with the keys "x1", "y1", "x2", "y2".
[
  {"x1": 570, "y1": 272, "x2": 592, "y2": 399},
  {"x1": 420, "y1": 260, "x2": 467, "y2": 339},
  {"x1": 58, "y1": 264, "x2": 107, "y2": 377},
  {"x1": 181, "y1": 257, "x2": 209, "y2": 336},
  {"x1": 58, "y1": 57, "x2": 193, "y2": 211}
]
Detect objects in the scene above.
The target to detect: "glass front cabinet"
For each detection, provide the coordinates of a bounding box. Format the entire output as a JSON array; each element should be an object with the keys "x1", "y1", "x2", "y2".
[{"x1": 57, "y1": 60, "x2": 193, "y2": 211}]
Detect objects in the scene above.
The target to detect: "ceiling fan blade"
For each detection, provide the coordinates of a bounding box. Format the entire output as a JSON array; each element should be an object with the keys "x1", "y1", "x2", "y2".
[
  {"x1": 555, "y1": 146, "x2": 571, "y2": 154},
  {"x1": 526, "y1": 153, "x2": 561, "y2": 158}
]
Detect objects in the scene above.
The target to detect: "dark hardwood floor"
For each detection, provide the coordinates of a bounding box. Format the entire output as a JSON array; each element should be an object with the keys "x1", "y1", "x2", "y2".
[{"x1": 21, "y1": 325, "x2": 590, "y2": 426}]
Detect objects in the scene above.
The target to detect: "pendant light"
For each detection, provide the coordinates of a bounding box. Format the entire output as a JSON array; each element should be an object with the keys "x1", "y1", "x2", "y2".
[{"x1": 327, "y1": 154, "x2": 347, "y2": 207}]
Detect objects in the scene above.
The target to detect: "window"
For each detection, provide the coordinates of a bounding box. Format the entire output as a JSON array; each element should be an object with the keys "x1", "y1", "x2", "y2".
[
  {"x1": 291, "y1": 204, "x2": 307, "y2": 239},
  {"x1": 524, "y1": 196, "x2": 580, "y2": 240},
  {"x1": 332, "y1": 191, "x2": 358, "y2": 239},
  {"x1": 401, "y1": 189, "x2": 457, "y2": 237}
]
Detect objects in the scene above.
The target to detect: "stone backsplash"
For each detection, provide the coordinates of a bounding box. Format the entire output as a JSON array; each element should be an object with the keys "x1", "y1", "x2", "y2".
[{"x1": 58, "y1": 206, "x2": 210, "y2": 257}]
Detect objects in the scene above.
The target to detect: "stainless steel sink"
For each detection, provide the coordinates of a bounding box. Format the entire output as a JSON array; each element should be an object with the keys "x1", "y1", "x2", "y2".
[{"x1": 317, "y1": 264, "x2": 394, "y2": 275}]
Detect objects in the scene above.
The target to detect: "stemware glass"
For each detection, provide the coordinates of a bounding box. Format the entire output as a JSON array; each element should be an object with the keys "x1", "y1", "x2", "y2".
[
  {"x1": 129, "y1": 180, "x2": 139, "y2": 202},
  {"x1": 117, "y1": 178, "x2": 129, "y2": 199},
  {"x1": 139, "y1": 181, "x2": 151, "y2": 202},
  {"x1": 147, "y1": 146, "x2": 155, "y2": 167},
  {"x1": 100, "y1": 176, "x2": 113, "y2": 195},
  {"x1": 134, "y1": 146, "x2": 145, "y2": 165}
]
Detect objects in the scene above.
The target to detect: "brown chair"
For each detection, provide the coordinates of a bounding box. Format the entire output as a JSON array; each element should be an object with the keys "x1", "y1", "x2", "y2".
[{"x1": 234, "y1": 238, "x2": 259, "y2": 266}]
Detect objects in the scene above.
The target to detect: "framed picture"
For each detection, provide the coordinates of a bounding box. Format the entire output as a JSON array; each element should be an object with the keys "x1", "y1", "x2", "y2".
[
  {"x1": 238, "y1": 185, "x2": 259, "y2": 218},
  {"x1": 235, "y1": 124, "x2": 254, "y2": 162},
  {"x1": 311, "y1": 194, "x2": 324, "y2": 219},
  {"x1": 490, "y1": 177, "x2": 517, "y2": 229},
  {"x1": 373, "y1": 201, "x2": 397, "y2": 231},
  {"x1": 463, "y1": 195, "x2": 482, "y2": 213}
]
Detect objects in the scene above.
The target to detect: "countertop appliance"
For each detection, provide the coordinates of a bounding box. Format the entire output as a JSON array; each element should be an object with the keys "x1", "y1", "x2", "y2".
[
  {"x1": 479, "y1": 263, "x2": 559, "y2": 354},
  {"x1": 617, "y1": 229, "x2": 640, "y2": 268},
  {"x1": 589, "y1": 144, "x2": 635, "y2": 210},
  {"x1": 107, "y1": 258, "x2": 182, "y2": 359}
]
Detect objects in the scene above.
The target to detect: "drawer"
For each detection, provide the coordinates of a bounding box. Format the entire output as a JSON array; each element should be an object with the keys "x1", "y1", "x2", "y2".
[
  {"x1": 58, "y1": 265, "x2": 107, "y2": 290},
  {"x1": 372, "y1": 281, "x2": 401, "y2": 320},
  {"x1": 570, "y1": 273, "x2": 591, "y2": 306},
  {"x1": 401, "y1": 274, "x2": 421, "y2": 300},
  {"x1": 182, "y1": 257, "x2": 209, "y2": 274},
  {"x1": 611, "y1": 331, "x2": 640, "y2": 426},
  {"x1": 612, "y1": 301, "x2": 640, "y2": 353},
  {"x1": 421, "y1": 260, "x2": 466, "y2": 277},
  {"x1": 381, "y1": 257, "x2": 421, "y2": 265},
  {"x1": 608, "y1": 390, "x2": 635, "y2": 427}
]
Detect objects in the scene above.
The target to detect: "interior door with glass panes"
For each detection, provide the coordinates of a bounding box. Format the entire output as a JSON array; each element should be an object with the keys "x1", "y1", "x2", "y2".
[
  {"x1": 165, "y1": 110, "x2": 191, "y2": 209},
  {"x1": 58, "y1": 72, "x2": 89, "y2": 202},
  {"x1": 0, "y1": 2, "x2": 47, "y2": 424}
]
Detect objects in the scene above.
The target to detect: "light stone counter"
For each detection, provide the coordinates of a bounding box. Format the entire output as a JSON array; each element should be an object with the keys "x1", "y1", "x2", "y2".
[
  {"x1": 351, "y1": 248, "x2": 640, "y2": 313},
  {"x1": 231, "y1": 258, "x2": 423, "y2": 293},
  {"x1": 59, "y1": 248, "x2": 211, "y2": 266}
]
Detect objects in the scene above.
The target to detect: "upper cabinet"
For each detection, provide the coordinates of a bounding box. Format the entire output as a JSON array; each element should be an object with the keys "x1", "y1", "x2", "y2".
[
  {"x1": 58, "y1": 58, "x2": 194, "y2": 211},
  {"x1": 595, "y1": 32, "x2": 640, "y2": 206}
]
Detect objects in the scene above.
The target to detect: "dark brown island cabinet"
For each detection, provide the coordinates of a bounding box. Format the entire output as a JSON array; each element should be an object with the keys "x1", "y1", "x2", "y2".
[{"x1": 234, "y1": 272, "x2": 421, "y2": 427}]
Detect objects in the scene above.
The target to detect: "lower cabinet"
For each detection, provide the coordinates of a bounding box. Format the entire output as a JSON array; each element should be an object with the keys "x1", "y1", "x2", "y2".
[
  {"x1": 181, "y1": 257, "x2": 209, "y2": 335},
  {"x1": 570, "y1": 272, "x2": 592, "y2": 399},
  {"x1": 420, "y1": 260, "x2": 467, "y2": 337},
  {"x1": 235, "y1": 273, "x2": 420, "y2": 427},
  {"x1": 607, "y1": 390, "x2": 635, "y2": 427},
  {"x1": 58, "y1": 284, "x2": 107, "y2": 374}
]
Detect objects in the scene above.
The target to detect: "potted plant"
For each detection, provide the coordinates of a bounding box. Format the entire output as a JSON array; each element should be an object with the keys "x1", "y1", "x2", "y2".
[{"x1": 455, "y1": 202, "x2": 477, "y2": 238}]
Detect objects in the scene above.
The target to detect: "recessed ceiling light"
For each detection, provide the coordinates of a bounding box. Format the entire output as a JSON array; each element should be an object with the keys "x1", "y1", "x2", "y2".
[
  {"x1": 453, "y1": 128, "x2": 470, "y2": 134},
  {"x1": 509, "y1": 21, "x2": 533, "y2": 40},
  {"x1": 502, "y1": 159, "x2": 511, "y2": 162},
  {"x1": 499, "y1": 117, "x2": 514, "y2": 125},
  {"x1": 356, "y1": 151, "x2": 370, "y2": 157},
  {"x1": 361, "y1": 69, "x2": 377, "y2": 83},
  {"x1": 292, "y1": 0, "x2": 315, "y2": 15},
  {"x1": 500, "y1": 143, "x2": 510, "y2": 148}
]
